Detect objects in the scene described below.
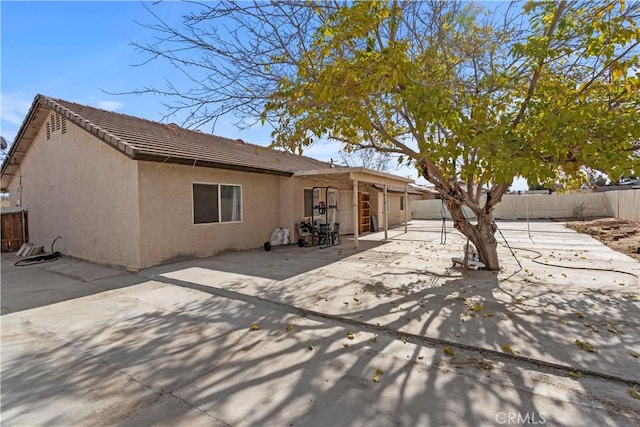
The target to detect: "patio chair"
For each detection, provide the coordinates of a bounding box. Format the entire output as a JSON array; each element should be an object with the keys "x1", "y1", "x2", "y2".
[
  {"x1": 314, "y1": 220, "x2": 329, "y2": 245},
  {"x1": 332, "y1": 223, "x2": 341, "y2": 244},
  {"x1": 297, "y1": 221, "x2": 316, "y2": 247}
]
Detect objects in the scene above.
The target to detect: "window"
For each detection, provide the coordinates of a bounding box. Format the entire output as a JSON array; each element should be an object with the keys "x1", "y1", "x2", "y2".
[
  {"x1": 193, "y1": 183, "x2": 242, "y2": 224},
  {"x1": 303, "y1": 188, "x2": 319, "y2": 217},
  {"x1": 400, "y1": 196, "x2": 405, "y2": 211},
  {"x1": 304, "y1": 189, "x2": 313, "y2": 217},
  {"x1": 385, "y1": 194, "x2": 390, "y2": 212}
]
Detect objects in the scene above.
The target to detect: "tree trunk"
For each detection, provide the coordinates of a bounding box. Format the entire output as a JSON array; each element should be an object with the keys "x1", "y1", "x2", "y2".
[{"x1": 447, "y1": 202, "x2": 500, "y2": 270}]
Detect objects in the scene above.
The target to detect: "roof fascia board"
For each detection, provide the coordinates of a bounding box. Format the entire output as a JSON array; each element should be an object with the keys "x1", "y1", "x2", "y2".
[
  {"x1": 133, "y1": 155, "x2": 294, "y2": 177},
  {"x1": 294, "y1": 166, "x2": 413, "y2": 186},
  {"x1": 349, "y1": 169, "x2": 412, "y2": 186},
  {"x1": 42, "y1": 96, "x2": 136, "y2": 158},
  {"x1": 0, "y1": 95, "x2": 44, "y2": 177}
]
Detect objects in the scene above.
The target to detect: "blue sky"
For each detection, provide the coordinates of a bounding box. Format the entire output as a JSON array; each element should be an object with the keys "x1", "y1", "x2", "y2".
[{"x1": 1, "y1": 1, "x2": 527, "y2": 190}]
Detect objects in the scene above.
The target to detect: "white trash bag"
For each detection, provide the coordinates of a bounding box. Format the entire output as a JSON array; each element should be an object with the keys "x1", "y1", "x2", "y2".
[{"x1": 264, "y1": 227, "x2": 290, "y2": 251}]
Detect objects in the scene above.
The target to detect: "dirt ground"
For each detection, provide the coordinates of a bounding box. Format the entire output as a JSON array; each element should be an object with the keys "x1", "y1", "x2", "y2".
[{"x1": 566, "y1": 218, "x2": 640, "y2": 261}]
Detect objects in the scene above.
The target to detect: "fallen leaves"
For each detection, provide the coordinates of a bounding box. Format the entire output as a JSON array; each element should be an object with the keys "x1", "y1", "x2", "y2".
[
  {"x1": 346, "y1": 332, "x2": 355, "y2": 340},
  {"x1": 602, "y1": 322, "x2": 623, "y2": 334},
  {"x1": 629, "y1": 386, "x2": 640, "y2": 400},
  {"x1": 585, "y1": 323, "x2": 599, "y2": 334},
  {"x1": 501, "y1": 344, "x2": 519, "y2": 355},
  {"x1": 372, "y1": 368, "x2": 385, "y2": 383},
  {"x1": 575, "y1": 339, "x2": 596, "y2": 353},
  {"x1": 444, "y1": 346, "x2": 456, "y2": 356},
  {"x1": 567, "y1": 370, "x2": 582, "y2": 379},
  {"x1": 250, "y1": 324, "x2": 260, "y2": 331}
]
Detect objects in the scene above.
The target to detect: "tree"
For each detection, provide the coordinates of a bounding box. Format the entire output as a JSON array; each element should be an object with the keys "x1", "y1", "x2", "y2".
[
  {"x1": 339, "y1": 147, "x2": 392, "y2": 171},
  {"x1": 585, "y1": 170, "x2": 609, "y2": 187},
  {"x1": 133, "y1": 0, "x2": 640, "y2": 270}
]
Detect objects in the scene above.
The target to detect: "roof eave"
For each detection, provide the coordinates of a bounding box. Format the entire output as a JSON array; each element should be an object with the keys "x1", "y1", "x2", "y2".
[
  {"x1": 293, "y1": 166, "x2": 413, "y2": 185},
  {"x1": 132, "y1": 153, "x2": 294, "y2": 177},
  {"x1": 1, "y1": 94, "x2": 50, "y2": 190}
]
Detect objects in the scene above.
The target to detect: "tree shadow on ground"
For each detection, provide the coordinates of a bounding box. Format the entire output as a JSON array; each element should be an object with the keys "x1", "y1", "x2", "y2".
[
  {"x1": 0, "y1": 254, "x2": 146, "y2": 315},
  {"x1": 3, "y1": 222, "x2": 639, "y2": 425},
  {"x1": 3, "y1": 265, "x2": 638, "y2": 426}
]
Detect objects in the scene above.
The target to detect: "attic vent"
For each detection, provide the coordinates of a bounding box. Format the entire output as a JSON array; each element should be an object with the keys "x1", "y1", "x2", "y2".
[{"x1": 46, "y1": 114, "x2": 67, "y2": 140}]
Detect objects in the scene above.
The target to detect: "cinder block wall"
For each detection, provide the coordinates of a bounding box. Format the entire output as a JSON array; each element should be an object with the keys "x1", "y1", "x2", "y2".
[
  {"x1": 412, "y1": 190, "x2": 639, "y2": 222},
  {"x1": 605, "y1": 190, "x2": 640, "y2": 222}
]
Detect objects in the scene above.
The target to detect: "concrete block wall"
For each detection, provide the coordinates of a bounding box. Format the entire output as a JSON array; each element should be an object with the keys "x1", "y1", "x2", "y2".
[
  {"x1": 605, "y1": 190, "x2": 640, "y2": 222},
  {"x1": 412, "y1": 190, "x2": 639, "y2": 222}
]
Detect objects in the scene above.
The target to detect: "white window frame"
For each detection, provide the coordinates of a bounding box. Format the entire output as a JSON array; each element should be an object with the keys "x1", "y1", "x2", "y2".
[{"x1": 192, "y1": 182, "x2": 243, "y2": 225}]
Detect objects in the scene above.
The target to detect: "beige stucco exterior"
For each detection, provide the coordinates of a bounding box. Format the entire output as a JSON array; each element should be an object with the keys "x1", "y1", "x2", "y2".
[
  {"x1": 136, "y1": 161, "x2": 286, "y2": 268},
  {"x1": 5, "y1": 111, "x2": 141, "y2": 269},
  {"x1": 4, "y1": 110, "x2": 413, "y2": 270}
]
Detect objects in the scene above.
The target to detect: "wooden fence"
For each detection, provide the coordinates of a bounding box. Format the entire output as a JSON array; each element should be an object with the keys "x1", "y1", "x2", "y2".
[{"x1": 1, "y1": 209, "x2": 28, "y2": 252}]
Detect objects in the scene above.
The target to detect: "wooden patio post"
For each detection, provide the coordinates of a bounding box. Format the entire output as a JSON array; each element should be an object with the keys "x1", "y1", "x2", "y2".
[
  {"x1": 404, "y1": 186, "x2": 408, "y2": 233},
  {"x1": 384, "y1": 184, "x2": 388, "y2": 240},
  {"x1": 353, "y1": 179, "x2": 359, "y2": 248}
]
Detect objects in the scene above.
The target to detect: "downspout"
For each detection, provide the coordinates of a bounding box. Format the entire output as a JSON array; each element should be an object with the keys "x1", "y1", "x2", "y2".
[
  {"x1": 18, "y1": 171, "x2": 26, "y2": 244},
  {"x1": 21, "y1": 209, "x2": 26, "y2": 244}
]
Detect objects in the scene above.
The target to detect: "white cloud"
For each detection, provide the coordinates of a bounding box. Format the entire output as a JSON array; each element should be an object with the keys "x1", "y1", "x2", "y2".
[
  {"x1": 1, "y1": 94, "x2": 34, "y2": 143},
  {"x1": 96, "y1": 100, "x2": 124, "y2": 111},
  {"x1": 1, "y1": 94, "x2": 33, "y2": 127}
]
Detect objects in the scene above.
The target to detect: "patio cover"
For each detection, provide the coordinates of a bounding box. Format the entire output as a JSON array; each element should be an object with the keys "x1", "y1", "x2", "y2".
[{"x1": 293, "y1": 167, "x2": 414, "y2": 247}]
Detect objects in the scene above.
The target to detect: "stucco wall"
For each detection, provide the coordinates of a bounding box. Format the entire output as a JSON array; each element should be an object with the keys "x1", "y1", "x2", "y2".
[
  {"x1": 379, "y1": 192, "x2": 407, "y2": 227},
  {"x1": 5, "y1": 111, "x2": 141, "y2": 269},
  {"x1": 136, "y1": 161, "x2": 287, "y2": 268}
]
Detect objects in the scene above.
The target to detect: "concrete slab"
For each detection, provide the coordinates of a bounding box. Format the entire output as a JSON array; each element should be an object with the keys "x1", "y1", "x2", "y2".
[
  {"x1": 1, "y1": 220, "x2": 639, "y2": 426},
  {"x1": 142, "y1": 221, "x2": 639, "y2": 383},
  {"x1": 1, "y1": 253, "x2": 143, "y2": 315}
]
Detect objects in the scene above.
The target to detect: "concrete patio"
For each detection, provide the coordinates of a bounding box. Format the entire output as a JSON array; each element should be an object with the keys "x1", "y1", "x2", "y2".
[{"x1": 1, "y1": 220, "x2": 639, "y2": 426}]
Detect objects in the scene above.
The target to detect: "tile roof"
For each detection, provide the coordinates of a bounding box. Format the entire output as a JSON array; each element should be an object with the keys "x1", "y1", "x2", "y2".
[{"x1": 10, "y1": 94, "x2": 337, "y2": 177}]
